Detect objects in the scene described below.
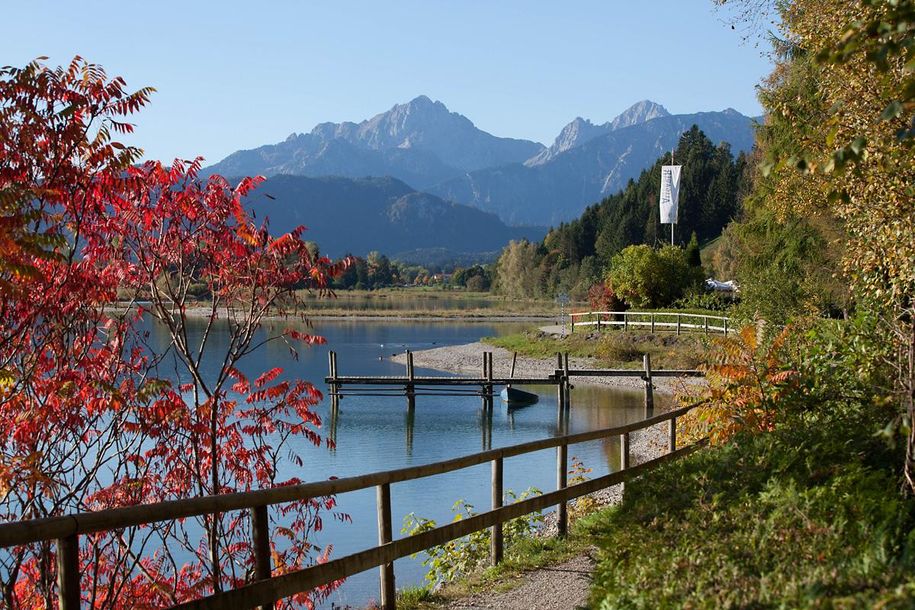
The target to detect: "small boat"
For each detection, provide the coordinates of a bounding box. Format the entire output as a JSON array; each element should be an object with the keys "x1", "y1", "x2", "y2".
[
  {"x1": 499, "y1": 352, "x2": 539, "y2": 406},
  {"x1": 500, "y1": 386, "x2": 539, "y2": 405}
]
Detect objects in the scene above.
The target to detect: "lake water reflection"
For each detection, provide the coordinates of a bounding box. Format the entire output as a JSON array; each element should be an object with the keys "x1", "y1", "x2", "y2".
[{"x1": 147, "y1": 317, "x2": 663, "y2": 609}]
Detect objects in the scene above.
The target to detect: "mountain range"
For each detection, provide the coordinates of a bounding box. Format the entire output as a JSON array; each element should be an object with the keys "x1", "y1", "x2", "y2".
[
  {"x1": 207, "y1": 95, "x2": 543, "y2": 189},
  {"x1": 243, "y1": 175, "x2": 545, "y2": 262},
  {"x1": 207, "y1": 96, "x2": 758, "y2": 238}
]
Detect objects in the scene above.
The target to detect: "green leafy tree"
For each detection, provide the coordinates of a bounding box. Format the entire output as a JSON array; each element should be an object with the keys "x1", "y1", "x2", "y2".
[{"x1": 607, "y1": 245, "x2": 703, "y2": 308}]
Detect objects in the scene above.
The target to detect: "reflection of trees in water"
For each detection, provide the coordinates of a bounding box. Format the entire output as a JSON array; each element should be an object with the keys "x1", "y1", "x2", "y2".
[{"x1": 565, "y1": 385, "x2": 673, "y2": 473}]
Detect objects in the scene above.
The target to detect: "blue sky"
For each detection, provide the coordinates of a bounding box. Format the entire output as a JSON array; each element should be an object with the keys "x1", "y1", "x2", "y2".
[{"x1": 6, "y1": 1, "x2": 773, "y2": 164}]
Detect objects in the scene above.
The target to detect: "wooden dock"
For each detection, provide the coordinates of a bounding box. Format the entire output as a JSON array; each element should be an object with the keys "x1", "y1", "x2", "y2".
[{"x1": 325, "y1": 350, "x2": 704, "y2": 419}]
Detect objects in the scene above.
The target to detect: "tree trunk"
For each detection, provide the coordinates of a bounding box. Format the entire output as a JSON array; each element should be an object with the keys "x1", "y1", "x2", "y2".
[{"x1": 904, "y1": 318, "x2": 915, "y2": 493}]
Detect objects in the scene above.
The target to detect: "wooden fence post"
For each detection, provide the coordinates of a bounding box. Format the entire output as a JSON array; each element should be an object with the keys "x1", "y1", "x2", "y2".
[
  {"x1": 650, "y1": 313, "x2": 655, "y2": 334},
  {"x1": 557, "y1": 442, "x2": 568, "y2": 538},
  {"x1": 57, "y1": 534, "x2": 80, "y2": 610},
  {"x1": 376, "y1": 483, "x2": 395, "y2": 610},
  {"x1": 624, "y1": 313, "x2": 629, "y2": 332},
  {"x1": 669, "y1": 417, "x2": 677, "y2": 453},
  {"x1": 251, "y1": 505, "x2": 274, "y2": 610},
  {"x1": 620, "y1": 432, "x2": 630, "y2": 470},
  {"x1": 643, "y1": 353, "x2": 654, "y2": 415},
  {"x1": 491, "y1": 457, "x2": 503, "y2": 565},
  {"x1": 676, "y1": 314, "x2": 681, "y2": 336},
  {"x1": 723, "y1": 318, "x2": 729, "y2": 336},
  {"x1": 704, "y1": 317, "x2": 709, "y2": 335}
]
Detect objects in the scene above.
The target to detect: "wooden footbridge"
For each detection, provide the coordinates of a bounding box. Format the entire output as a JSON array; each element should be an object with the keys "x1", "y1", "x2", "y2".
[
  {"x1": 0, "y1": 351, "x2": 708, "y2": 610},
  {"x1": 569, "y1": 310, "x2": 732, "y2": 335}
]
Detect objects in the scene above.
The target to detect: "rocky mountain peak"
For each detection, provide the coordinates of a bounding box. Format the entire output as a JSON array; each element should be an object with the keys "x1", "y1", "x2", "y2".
[
  {"x1": 608, "y1": 100, "x2": 670, "y2": 130},
  {"x1": 525, "y1": 100, "x2": 672, "y2": 167}
]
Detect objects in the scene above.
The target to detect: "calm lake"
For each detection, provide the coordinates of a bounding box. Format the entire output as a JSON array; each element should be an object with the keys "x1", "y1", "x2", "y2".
[{"x1": 149, "y1": 317, "x2": 662, "y2": 609}]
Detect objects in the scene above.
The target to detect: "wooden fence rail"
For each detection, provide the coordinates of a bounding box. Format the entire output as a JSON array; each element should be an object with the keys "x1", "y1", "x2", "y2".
[
  {"x1": 570, "y1": 311, "x2": 731, "y2": 335},
  {"x1": 0, "y1": 403, "x2": 705, "y2": 610}
]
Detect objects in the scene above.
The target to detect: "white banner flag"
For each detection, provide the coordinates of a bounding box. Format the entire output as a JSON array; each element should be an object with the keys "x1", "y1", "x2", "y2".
[{"x1": 659, "y1": 165, "x2": 682, "y2": 224}]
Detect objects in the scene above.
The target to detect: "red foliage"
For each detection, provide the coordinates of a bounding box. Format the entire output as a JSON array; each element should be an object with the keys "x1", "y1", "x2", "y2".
[
  {"x1": 587, "y1": 281, "x2": 622, "y2": 313},
  {"x1": 0, "y1": 57, "x2": 349, "y2": 608}
]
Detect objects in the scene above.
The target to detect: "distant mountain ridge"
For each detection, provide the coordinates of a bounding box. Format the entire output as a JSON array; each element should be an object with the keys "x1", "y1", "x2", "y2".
[
  {"x1": 429, "y1": 108, "x2": 756, "y2": 226},
  {"x1": 242, "y1": 175, "x2": 545, "y2": 261},
  {"x1": 208, "y1": 97, "x2": 757, "y2": 229},
  {"x1": 206, "y1": 96, "x2": 544, "y2": 188}
]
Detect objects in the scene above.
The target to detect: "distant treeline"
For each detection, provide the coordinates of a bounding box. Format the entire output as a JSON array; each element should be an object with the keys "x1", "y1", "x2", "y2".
[
  {"x1": 329, "y1": 249, "x2": 494, "y2": 291},
  {"x1": 492, "y1": 126, "x2": 752, "y2": 301}
]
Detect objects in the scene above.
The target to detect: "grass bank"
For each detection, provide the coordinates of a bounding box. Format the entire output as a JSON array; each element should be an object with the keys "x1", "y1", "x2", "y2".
[
  {"x1": 482, "y1": 329, "x2": 712, "y2": 370},
  {"x1": 586, "y1": 387, "x2": 915, "y2": 607}
]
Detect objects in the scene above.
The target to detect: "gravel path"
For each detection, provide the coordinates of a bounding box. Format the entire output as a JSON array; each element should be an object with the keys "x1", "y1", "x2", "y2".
[{"x1": 445, "y1": 552, "x2": 595, "y2": 610}]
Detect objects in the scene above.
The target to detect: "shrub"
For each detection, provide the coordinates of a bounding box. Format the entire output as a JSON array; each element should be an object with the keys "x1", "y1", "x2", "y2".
[
  {"x1": 587, "y1": 281, "x2": 623, "y2": 312},
  {"x1": 607, "y1": 245, "x2": 703, "y2": 308},
  {"x1": 595, "y1": 334, "x2": 645, "y2": 363},
  {"x1": 674, "y1": 289, "x2": 735, "y2": 312},
  {"x1": 402, "y1": 487, "x2": 544, "y2": 587},
  {"x1": 680, "y1": 324, "x2": 799, "y2": 445}
]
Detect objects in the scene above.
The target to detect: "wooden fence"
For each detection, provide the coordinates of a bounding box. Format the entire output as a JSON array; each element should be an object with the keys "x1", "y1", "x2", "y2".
[
  {"x1": 0, "y1": 403, "x2": 704, "y2": 610},
  {"x1": 570, "y1": 311, "x2": 732, "y2": 335}
]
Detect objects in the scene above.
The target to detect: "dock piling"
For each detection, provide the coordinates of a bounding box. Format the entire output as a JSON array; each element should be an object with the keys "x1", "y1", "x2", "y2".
[
  {"x1": 643, "y1": 353, "x2": 654, "y2": 417},
  {"x1": 406, "y1": 350, "x2": 415, "y2": 398}
]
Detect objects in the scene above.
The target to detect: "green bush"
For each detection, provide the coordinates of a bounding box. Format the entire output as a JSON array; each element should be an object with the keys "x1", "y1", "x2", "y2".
[
  {"x1": 674, "y1": 289, "x2": 735, "y2": 312},
  {"x1": 607, "y1": 245, "x2": 703, "y2": 308},
  {"x1": 402, "y1": 487, "x2": 544, "y2": 588}
]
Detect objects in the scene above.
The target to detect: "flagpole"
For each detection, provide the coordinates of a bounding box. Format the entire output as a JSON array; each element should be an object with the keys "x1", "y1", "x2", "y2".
[{"x1": 671, "y1": 149, "x2": 675, "y2": 246}]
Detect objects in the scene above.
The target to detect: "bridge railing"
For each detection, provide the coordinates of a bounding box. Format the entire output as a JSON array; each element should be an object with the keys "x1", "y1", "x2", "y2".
[
  {"x1": 570, "y1": 310, "x2": 732, "y2": 335},
  {"x1": 0, "y1": 402, "x2": 706, "y2": 610}
]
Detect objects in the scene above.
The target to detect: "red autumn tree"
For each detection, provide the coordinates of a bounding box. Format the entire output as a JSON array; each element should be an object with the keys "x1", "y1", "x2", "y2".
[{"x1": 1, "y1": 57, "x2": 347, "y2": 608}]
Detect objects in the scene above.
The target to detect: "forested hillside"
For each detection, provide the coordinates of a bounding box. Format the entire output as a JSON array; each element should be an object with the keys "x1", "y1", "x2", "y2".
[{"x1": 493, "y1": 126, "x2": 750, "y2": 300}]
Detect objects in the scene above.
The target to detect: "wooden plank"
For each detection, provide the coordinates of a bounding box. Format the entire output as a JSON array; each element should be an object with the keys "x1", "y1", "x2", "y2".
[
  {"x1": 0, "y1": 404, "x2": 703, "y2": 548},
  {"x1": 168, "y1": 443, "x2": 705, "y2": 610}
]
